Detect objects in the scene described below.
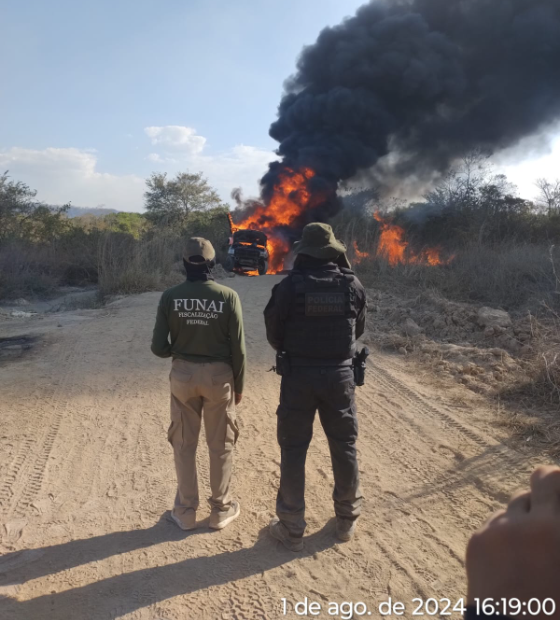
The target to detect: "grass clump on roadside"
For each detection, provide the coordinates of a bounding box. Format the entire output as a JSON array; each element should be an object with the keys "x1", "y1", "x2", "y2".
[{"x1": 96, "y1": 230, "x2": 183, "y2": 299}]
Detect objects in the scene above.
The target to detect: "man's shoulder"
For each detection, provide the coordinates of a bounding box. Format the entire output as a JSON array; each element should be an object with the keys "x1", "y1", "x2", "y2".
[
  {"x1": 206, "y1": 280, "x2": 239, "y2": 299},
  {"x1": 350, "y1": 273, "x2": 365, "y2": 288},
  {"x1": 162, "y1": 280, "x2": 236, "y2": 297},
  {"x1": 160, "y1": 281, "x2": 187, "y2": 300},
  {"x1": 338, "y1": 267, "x2": 364, "y2": 288},
  {"x1": 274, "y1": 273, "x2": 296, "y2": 292}
]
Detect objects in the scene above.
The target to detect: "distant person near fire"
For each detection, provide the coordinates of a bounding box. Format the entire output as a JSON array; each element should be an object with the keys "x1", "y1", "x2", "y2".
[
  {"x1": 151, "y1": 237, "x2": 246, "y2": 531},
  {"x1": 264, "y1": 223, "x2": 368, "y2": 551}
]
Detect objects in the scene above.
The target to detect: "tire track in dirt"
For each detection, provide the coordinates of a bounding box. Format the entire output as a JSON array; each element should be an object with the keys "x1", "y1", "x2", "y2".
[
  {"x1": 354, "y1": 393, "x2": 474, "y2": 588},
  {"x1": 0, "y1": 437, "x2": 35, "y2": 516},
  {"x1": 356, "y1": 361, "x2": 522, "y2": 561},
  {"x1": 374, "y1": 539, "x2": 430, "y2": 599},
  {"x1": 0, "y1": 337, "x2": 78, "y2": 522},
  {"x1": 357, "y1": 393, "x2": 496, "y2": 514},
  {"x1": 369, "y1": 355, "x2": 490, "y2": 448},
  {"x1": 366, "y1": 355, "x2": 534, "y2": 500}
]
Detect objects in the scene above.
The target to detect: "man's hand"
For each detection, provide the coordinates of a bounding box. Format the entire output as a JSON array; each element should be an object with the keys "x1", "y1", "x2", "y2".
[
  {"x1": 235, "y1": 393, "x2": 243, "y2": 406},
  {"x1": 466, "y1": 466, "x2": 560, "y2": 619}
]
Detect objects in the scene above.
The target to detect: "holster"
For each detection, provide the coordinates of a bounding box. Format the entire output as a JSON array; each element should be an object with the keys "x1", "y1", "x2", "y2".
[
  {"x1": 275, "y1": 351, "x2": 290, "y2": 377},
  {"x1": 352, "y1": 346, "x2": 370, "y2": 387},
  {"x1": 353, "y1": 362, "x2": 366, "y2": 387}
]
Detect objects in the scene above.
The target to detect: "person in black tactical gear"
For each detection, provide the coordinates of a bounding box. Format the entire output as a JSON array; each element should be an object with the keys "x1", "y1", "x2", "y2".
[{"x1": 264, "y1": 222, "x2": 368, "y2": 551}]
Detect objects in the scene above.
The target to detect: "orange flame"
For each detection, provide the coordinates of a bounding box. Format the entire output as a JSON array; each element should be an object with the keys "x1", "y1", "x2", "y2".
[
  {"x1": 353, "y1": 241, "x2": 370, "y2": 264},
  {"x1": 227, "y1": 211, "x2": 238, "y2": 234},
  {"x1": 233, "y1": 167, "x2": 317, "y2": 273},
  {"x1": 374, "y1": 212, "x2": 452, "y2": 266},
  {"x1": 231, "y1": 170, "x2": 452, "y2": 274}
]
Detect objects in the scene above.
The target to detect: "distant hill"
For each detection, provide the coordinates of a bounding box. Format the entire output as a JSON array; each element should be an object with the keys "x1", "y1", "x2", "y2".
[{"x1": 64, "y1": 206, "x2": 119, "y2": 218}]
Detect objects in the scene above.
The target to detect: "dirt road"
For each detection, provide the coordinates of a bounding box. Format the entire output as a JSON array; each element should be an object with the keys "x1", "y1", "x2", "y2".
[{"x1": 0, "y1": 275, "x2": 539, "y2": 620}]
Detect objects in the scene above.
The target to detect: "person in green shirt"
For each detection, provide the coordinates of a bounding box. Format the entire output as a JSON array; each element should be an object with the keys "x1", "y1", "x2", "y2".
[{"x1": 151, "y1": 237, "x2": 246, "y2": 531}]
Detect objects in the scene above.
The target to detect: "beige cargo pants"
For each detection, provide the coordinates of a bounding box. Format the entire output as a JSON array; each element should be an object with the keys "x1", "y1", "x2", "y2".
[{"x1": 168, "y1": 359, "x2": 239, "y2": 518}]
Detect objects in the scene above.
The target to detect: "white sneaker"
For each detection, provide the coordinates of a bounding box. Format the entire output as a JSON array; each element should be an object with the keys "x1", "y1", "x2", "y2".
[
  {"x1": 168, "y1": 509, "x2": 197, "y2": 531},
  {"x1": 209, "y1": 501, "x2": 241, "y2": 530}
]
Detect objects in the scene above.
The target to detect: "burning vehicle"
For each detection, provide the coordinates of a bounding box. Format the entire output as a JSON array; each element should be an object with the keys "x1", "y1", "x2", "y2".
[{"x1": 225, "y1": 214, "x2": 269, "y2": 275}]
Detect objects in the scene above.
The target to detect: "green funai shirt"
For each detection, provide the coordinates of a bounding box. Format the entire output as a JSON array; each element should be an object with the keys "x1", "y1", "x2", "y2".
[{"x1": 151, "y1": 279, "x2": 246, "y2": 393}]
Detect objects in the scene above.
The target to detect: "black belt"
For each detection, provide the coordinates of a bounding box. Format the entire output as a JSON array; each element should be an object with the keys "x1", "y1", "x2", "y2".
[{"x1": 289, "y1": 357, "x2": 353, "y2": 368}]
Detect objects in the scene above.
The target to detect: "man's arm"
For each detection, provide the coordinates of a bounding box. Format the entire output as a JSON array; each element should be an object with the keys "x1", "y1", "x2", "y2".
[
  {"x1": 264, "y1": 279, "x2": 291, "y2": 351},
  {"x1": 229, "y1": 292, "x2": 246, "y2": 396},
  {"x1": 151, "y1": 293, "x2": 172, "y2": 358},
  {"x1": 354, "y1": 280, "x2": 368, "y2": 340}
]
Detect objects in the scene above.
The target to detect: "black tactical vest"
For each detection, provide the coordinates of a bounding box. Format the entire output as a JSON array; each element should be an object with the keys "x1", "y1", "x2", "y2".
[{"x1": 283, "y1": 268, "x2": 357, "y2": 361}]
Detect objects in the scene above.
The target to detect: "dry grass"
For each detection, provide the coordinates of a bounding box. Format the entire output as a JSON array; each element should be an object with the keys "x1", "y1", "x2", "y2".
[
  {"x1": 531, "y1": 309, "x2": 560, "y2": 405},
  {"x1": 499, "y1": 309, "x2": 560, "y2": 407},
  {"x1": 496, "y1": 408, "x2": 560, "y2": 458},
  {"x1": 355, "y1": 243, "x2": 559, "y2": 311},
  {"x1": 0, "y1": 229, "x2": 185, "y2": 302},
  {"x1": 0, "y1": 242, "x2": 69, "y2": 299},
  {"x1": 97, "y1": 231, "x2": 183, "y2": 299}
]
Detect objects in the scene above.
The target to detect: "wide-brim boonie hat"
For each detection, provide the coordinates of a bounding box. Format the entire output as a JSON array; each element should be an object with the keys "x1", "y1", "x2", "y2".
[
  {"x1": 183, "y1": 237, "x2": 216, "y2": 263},
  {"x1": 293, "y1": 222, "x2": 347, "y2": 259}
]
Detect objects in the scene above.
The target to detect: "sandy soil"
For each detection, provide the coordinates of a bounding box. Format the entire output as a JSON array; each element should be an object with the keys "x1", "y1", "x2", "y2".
[{"x1": 0, "y1": 275, "x2": 541, "y2": 620}]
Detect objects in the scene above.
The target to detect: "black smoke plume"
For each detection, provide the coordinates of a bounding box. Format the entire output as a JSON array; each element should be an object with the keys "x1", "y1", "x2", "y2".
[{"x1": 254, "y1": 0, "x2": 560, "y2": 224}]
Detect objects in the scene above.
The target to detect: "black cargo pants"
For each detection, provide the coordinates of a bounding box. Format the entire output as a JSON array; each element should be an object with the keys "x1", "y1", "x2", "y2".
[{"x1": 276, "y1": 366, "x2": 363, "y2": 538}]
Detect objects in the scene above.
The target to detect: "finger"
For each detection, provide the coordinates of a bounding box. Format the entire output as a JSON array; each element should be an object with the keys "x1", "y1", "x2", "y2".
[
  {"x1": 506, "y1": 491, "x2": 531, "y2": 515},
  {"x1": 481, "y1": 508, "x2": 508, "y2": 529},
  {"x1": 530, "y1": 466, "x2": 560, "y2": 512}
]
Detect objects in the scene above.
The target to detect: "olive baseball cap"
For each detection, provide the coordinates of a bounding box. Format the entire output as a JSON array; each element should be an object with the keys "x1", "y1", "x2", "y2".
[{"x1": 183, "y1": 237, "x2": 216, "y2": 264}]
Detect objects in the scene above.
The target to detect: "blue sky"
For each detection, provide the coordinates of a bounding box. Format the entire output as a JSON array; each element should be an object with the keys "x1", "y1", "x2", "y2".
[{"x1": 1, "y1": 0, "x2": 559, "y2": 211}]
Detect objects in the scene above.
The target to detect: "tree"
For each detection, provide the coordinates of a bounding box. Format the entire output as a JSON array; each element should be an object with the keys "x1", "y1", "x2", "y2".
[
  {"x1": 144, "y1": 171, "x2": 224, "y2": 228},
  {"x1": 0, "y1": 171, "x2": 70, "y2": 244},
  {"x1": 103, "y1": 212, "x2": 149, "y2": 238},
  {"x1": 408, "y1": 155, "x2": 535, "y2": 247},
  {"x1": 0, "y1": 171, "x2": 38, "y2": 242},
  {"x1": 535, "y1": 178, "x2": 560, "y2": 216}
]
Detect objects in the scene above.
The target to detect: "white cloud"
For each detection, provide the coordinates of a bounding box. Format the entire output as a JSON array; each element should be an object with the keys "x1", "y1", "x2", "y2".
[
  {"x1": 0, "y1": 147, "x2": 145, "y2": 212},
  {"x1": 146, "y1": 140, "x2": 278, "y2": 204},
  {"x1": 194, "y1": 144, "x2": 278, "y2": 202},
  {"x1": 495, "y1": 129, "x2": 560, "y2": 200},
  {"x1": 144, "y1": 125, "x2": 206, "y2": 155},
  {"x1": 144, "y1": 125, "x2": 278, "y2": 202}
]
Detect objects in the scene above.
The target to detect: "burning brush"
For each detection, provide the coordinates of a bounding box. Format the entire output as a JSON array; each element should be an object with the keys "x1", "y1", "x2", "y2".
[
  {"x1": 352, "y1": 212, "x2": 453, "y2": 267},
  {"x1": 231, "y1": 173, "x2": 454, "y2": 272}
]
